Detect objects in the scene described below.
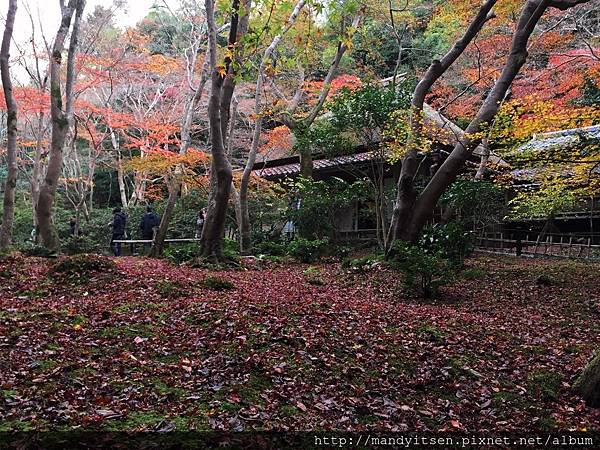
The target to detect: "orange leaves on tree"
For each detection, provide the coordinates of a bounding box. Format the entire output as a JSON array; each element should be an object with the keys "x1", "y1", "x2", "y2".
[
  {"x1": 304, "y1": 75, "x2": 362, "y2": 104},
  {"x1": 259, "y1": 126, "x2": 293, "y2": 158},
  {"x1": 0, "y1": 87, "x2": 50, "y2": 114},
  {"x1": 124, "y1": 148, "x2": 210, "y2": 176}
]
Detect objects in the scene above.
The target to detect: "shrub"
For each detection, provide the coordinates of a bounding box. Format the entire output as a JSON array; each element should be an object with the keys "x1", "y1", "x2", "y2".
[
  {"x1": 164, "y1": 243, "x2": 200, "y2": 265},
  {"x1": 50, "y1": 254, "x2": 117, "y2": 278},
  {"x1": 287, "y1": 238, "x2": 329, "y2": 263},
  {"x1": 255, "y1": 241, "x2": 287, "y2": 256},
  {"x1": 222, "y1": 238, "x2": 240, "y2": 262},
  {"x1": 19, "y1": 243, "x2": 56, "y2": 258},
  {"x1": 203, "y1": 276, "x2": 234, "y2": 290},
  {"x1": 535, "y1": 273, "x2": 558, "y2": 286},
  {"x1": 63, "y1": 236, "x2": 101, "y2": 255},
  {"x1": 390, "y1": 241, "x2": 454, "y2": 298},
  {"x1": 333, "y1": 244, "x2": 352, "y2": 260},
  {"x1": 418, "y1": 222, "x2": 474, "y2": 266},
  {"x1": 284, "y1": 177, "x2": 371, "y2": 240}
]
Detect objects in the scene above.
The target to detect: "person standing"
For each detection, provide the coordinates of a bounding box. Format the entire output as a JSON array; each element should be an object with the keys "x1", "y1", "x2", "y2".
[
  {"x1": 69, "y1": 217, "x2": 83, "y2": 236},
  {"x1": 195, "y1": 209, "x2": 205, "y2": 239},
  {"x1": 140, "y1": 206, "x2": 160, "y2": 252},
  {"x1": 111, "y1": 207, "x2": 127, "y2": 256}
]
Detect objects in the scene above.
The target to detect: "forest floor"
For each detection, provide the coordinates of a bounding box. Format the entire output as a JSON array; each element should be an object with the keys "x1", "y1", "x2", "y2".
[{"x1": 1, "y1": 253, "x2": 599, "y2": 434}]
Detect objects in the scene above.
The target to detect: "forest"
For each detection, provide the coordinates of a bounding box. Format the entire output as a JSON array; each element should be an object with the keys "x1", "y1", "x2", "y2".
[{"x1": 0, "y1": 0, "x2": 600, "y2": 446}]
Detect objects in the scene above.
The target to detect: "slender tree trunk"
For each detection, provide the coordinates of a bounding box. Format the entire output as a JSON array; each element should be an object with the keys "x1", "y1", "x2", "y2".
[
  {"x1": 200, "y1": 0, "x2": 248, "y2": 261},
  {"x1": 36, "y1": 0, "x2": 85, "y2": 251},
  {"x1": 31, "y1": 113, "x2": 45, "y2": 228},
  {"x1": 150, "y1": 174, "x2": 179, "y2": 256},
  {"x1": 239, "y1": 0, "x2": 307, "y2": 255},
  {"x1": 386, "y1": 0, "x2": 497, "y2": 250},
  {"x1": 475, "y1": 139, "x2": 490, "y2": 180},
  {"x1": 0, "y1": 0, "x2": 18, "y2": 251},
  {"x1": 111, "y1": 129, "x2": 129, "y2": 208},
  {"x1": 150, "y1": 46, "x2": 211, "y2": 257}
]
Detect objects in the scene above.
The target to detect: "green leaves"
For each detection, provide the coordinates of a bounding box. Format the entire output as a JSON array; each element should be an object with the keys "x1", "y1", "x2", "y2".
[{"x1": 284, "y1": 176, "x2": 371, "y2": 240}]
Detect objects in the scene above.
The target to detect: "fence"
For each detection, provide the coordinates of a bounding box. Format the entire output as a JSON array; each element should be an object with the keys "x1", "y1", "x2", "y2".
[{"x1": 476, "y1": 231, "x2": 600, "y2": 260}]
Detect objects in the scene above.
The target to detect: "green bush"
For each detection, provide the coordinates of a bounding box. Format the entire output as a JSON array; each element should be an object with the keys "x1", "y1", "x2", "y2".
[
  {"x1": 418, "y1": 222, "x2": 474, "y2": 266},
  {"x1": 287, "y1": 238, "x2": 329, "y2": 263},
  {"x1": 19, "y1": 243, "x2": 55, "y2": 258},
  {"x1": 333, "y1": 244, "x2": 352, "y2": 260},
  {"x1": 63, "y1": 236, "x2": 101, "y2": 255},
  {"x1": 222, "y1": 238, "x2": 240, "y2": 262},
  {"x1": 50, "y1": 254, "x2": 117, "y2": 278},
  {"x1": 164, "y1": 243, "x2": 200, "y2": 265},
  {"x1": 284, "y1": 177, "x2": 371, "y2": 240},
  {"x1": 203, "y1": 276, "x2": 234, "y2": 290},
  {"x1": 390, "y1": 241, "x2": 454, "y2": 298},
  {"x1": 255, "y1": 241, "x2": 287, "y2": 256}
]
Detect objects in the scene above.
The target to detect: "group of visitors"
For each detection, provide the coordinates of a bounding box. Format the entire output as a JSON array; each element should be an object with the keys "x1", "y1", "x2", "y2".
[
  {"x1": 109, "y1": 206, "x2": 206, "y2": 256},
  {"x1": 109, "y1": 206, "x2": 159, "y2": 256},
  {"x1": 25, "y1": 206, "x2": 205, "y2": 256}
]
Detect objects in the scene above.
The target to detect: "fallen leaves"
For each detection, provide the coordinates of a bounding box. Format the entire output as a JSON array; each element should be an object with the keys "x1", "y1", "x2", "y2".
[{"x1": 0, "y1": 254, "x2": 599, "y2": 432}]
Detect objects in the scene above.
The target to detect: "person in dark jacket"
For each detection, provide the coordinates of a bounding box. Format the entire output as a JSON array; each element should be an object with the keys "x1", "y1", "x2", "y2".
[
  {"x1": 140, "y1": 206, "x2": 161, "y2": 252},
  {"x1": 69, "y1": 217, "x2": 77, "y2": 236},
  {"x1": 111, "y1": 207, "x2": 127, "y2": 256}
]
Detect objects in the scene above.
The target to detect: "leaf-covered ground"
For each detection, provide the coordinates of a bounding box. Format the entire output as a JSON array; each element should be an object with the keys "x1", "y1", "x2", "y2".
[{"x1": 1, "y1": 253, "x2": 599, "y2": 432}]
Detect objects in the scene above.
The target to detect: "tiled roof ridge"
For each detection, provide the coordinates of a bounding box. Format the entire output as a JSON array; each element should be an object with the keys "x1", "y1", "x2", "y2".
[{"x1": 534, "y1": 124, "x2": 600, "y2": 141}]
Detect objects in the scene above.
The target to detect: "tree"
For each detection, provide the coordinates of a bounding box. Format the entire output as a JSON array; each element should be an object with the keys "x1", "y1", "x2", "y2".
[
  {"x1": 150, "y1": 2, "x2": 212, "y2": 257},
  {"x1": 387, "y1": 0, "x2": 593, "y2": 247},
  {"x1": 200, "y1": 0, "x2": 249, "y2": 260},
  {"x1": 0, "y1": 0, "x2": 18, "y2": 251},
  {"x1": 278, "y1": 4, "x2": 365, "y2": 178},
  {"x1": 36, "y1": 0, "x2": 86, "y2": 251},
  {"x1": 386, "y1": 0, "x2": 497, "y2": 249},
  {"x1": 237, "y1": 0, "x2": 308, "y2": 255}
]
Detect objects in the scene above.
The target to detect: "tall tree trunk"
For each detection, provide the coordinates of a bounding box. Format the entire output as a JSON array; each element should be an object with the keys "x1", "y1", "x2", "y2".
[
  {"x1": 239, "y1": 0, "x2": 307, "y2": 255},
  {"x1": 475, "y1": 139, "x2": 490, "y2": 180},
  {"x1": 0, "y1": 0, "x2": 18, "y2": 251},
  {"x1": 36, "y1": 0, "x2": 85, "y2": 251},
  {"x1": 110, "y1": 129, "x2": 129, "y2": 208},
  {"x1": 31, "y1": 113, "x2": 45, "y2": 228},
  {"x1": 387, "y1": 0, "x2": 497, "y2": 250},
  {"x1": 150, "y1": 45, "x2": 211, "y2": 257},
  {"x1": 573, "y1": 349, "x2": 600, "y2": 408},
  {"x1": 200, "y1": 0, "x2": 248, "y2": 261},
  {"x1": 402, "y1": 0, "x2": 576, "y2": 242},
  {"x1": 150, "y1": 174, "x2": 180, "y2": 256},
  {"x1": 388, "y1": 0, "x2": 591, "y2": 245}
]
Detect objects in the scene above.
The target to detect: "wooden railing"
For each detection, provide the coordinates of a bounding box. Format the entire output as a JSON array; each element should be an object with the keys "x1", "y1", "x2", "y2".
[
  {"x1": 476, "y1": 233, "x2": 600, "y2": 260},
  {"x1": 336, "y1": 229, "x2": 378, "y2": 241}
]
